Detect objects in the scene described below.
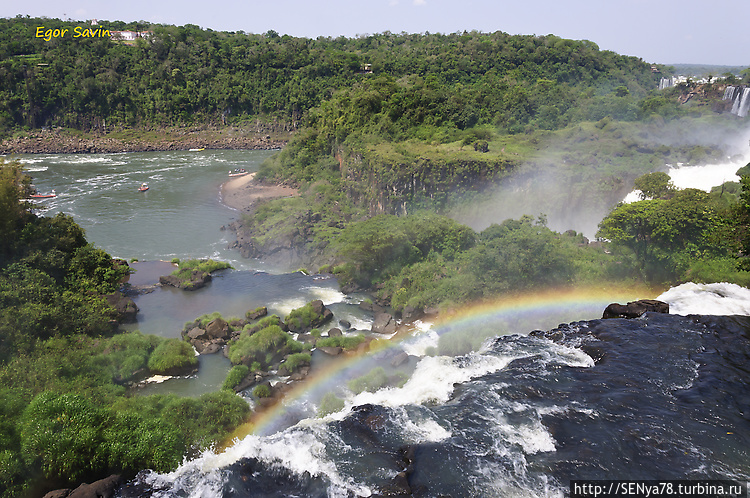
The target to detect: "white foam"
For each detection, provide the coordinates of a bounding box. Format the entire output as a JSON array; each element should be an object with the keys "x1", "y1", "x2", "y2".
[
  {"x1": 353, "y1": 353, "x2": 516, "y2": 407},
  {"x1": 401, "y1": 415, "x2": 451, "y2": 443},
  {"x1": 270, "y1": 297, "x2": 308, "y2": 317},
  {"x1": 667, "y1": 162, "x2": 740, "y2": 191},
  {"x1": 301, "y1": 286, "x2": 347, "y2": 305},
  {"x1": 622, "y1": 161, "x2": 742, "y2": 203},
  {"x1": 159, "y1": 428, "x2": 370, "y2": 497},
  {"x1": 658, "y1": 282, "x2": 750, "y2": 315},
  {"x1": 401, "y1": 324, "x2": 439, "y2": 357}
]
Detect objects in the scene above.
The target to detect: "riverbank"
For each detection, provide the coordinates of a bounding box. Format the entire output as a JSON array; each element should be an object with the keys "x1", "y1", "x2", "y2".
[
  {"x1": 0, "y1": 125, "x2": 291, "y2": 154},
  {"x1": 220, "y1": 172, "x2": 299, "y2": 212}
]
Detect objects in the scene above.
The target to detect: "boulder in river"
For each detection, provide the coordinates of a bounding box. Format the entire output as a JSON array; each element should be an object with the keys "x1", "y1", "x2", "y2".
[
  {"x1": 602, "y1": 299, "x2": 669, "y2": 319},
  {"x1": 372, "y1": 312, "x2": 397, "y2": 334},
  {"x1": 159, "y1": 270, "x2": 211, "y2": 290}
]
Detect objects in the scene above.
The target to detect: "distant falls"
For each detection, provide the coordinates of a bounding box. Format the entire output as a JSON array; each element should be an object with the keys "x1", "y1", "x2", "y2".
[
  {"x1": 723, "y1": 85, "x2": 750, "y2": 117},
  {"x1": 659, "y1": 77, "x2": 675, "y2": 90}
]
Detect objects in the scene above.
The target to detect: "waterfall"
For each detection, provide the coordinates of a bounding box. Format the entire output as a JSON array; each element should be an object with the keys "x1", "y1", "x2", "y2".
[
  {"x1": 658, "y1": 77, "x2": 674, "y2": 90},
  {"x1": 724, "y1": 85, "x2": 750, "y2": 117},
  {"x1": 737, "y1": 87, "x2": 750, "y2": 118},
  {"x1": 723, "y1": 85, "x2": 737, "y2": 101}
]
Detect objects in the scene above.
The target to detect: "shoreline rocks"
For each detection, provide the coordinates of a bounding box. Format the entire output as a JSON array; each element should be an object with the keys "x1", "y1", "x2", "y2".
[{"x1": 0, "y1": 126, "x2": 289, "y2": 154}]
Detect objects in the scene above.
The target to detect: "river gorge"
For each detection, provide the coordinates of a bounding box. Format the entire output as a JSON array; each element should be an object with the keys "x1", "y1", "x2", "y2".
[{"x1": 15, "y1": 150, "x2": 750, "y2": 497}]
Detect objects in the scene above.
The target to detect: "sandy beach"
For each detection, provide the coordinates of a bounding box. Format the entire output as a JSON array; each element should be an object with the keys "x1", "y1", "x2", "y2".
[{"x1": 220, "y1": 172, "x2": 298, "y2": 211}]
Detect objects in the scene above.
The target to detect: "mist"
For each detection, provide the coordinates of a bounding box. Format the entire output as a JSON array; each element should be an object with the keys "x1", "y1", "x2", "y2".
[{"x1": 449, "y1": 118, "x2": 750, "y2": 239}]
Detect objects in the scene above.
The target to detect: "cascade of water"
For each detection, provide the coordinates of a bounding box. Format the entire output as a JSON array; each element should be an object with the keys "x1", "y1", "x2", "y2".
[
  {"x1": 723, "y1": 85, "x2": 736, "y2": 100},
  {"x1": 731, "y1": 88, "x2": 744, "y2": 114},
  {"x1": 738, "y1": 87, "x2": 750, "y2": 118},
  {"x1": 658, "y1": 77, "x2": 674, "y2": 90}
]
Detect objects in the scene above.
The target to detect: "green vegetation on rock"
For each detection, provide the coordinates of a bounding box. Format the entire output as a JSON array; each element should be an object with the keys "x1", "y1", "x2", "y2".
[
  {"x1": 227, "y1": 324, "x2": 303, "y2": 369},
  {"x1": 222, "y1": 365, "x2": 250, "y2": 391},
  {"x1": 147, "y1": 339, "x2": 198, "y2": 375}
]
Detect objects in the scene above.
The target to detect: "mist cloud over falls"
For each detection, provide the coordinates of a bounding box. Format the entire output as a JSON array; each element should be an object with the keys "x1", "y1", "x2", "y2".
[{"x1": 449, "y1": 119, "x2": 750, "y2": 238}]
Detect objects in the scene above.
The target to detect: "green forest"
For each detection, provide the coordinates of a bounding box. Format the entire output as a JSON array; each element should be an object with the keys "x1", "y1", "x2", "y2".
[
  {"x1": 2, "y1": 16, "x2": 669, "y2": 132},
  {"x1": 3, "y1": 15, "x2": 750, "y2": 496}
]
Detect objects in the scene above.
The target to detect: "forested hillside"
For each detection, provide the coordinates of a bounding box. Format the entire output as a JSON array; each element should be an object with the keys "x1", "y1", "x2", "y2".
[{"x1": 1, "y1": 16, "x2": 663, "y2": 132}]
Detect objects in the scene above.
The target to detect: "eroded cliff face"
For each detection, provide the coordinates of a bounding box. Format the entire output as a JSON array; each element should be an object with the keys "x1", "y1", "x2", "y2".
[{"x1": 340, "y1": 148, "x2": 516, "y2": 216}]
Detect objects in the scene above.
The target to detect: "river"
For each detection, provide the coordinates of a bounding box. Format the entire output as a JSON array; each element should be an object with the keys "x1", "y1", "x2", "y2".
[{"x1": 14, "y1": 150, "x2": 750, "y2": 497}]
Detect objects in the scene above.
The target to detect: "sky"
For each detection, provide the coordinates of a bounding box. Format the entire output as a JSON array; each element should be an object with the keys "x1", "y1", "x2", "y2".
[{"x1": 3, "y1": 0, "x2": 750, "y2": 66}]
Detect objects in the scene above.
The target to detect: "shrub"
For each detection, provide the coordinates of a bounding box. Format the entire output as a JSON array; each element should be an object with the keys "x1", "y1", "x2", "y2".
[
  {"x1": 227, "y1": 325, "x2": 302, "y2": 368},
  {"x1": 222, "y1": 365, "x2": 250, "y2": 391},
  {"x1": 147, "y1": 339, "x2": 198, "y2": 375},
  {"x1": 279, "y1": 353, "x2": 311, "y2": 372},
  {"x1": 316, "y1": 334, "x2": 366, "y2": 350},
  {"x1": 253, "y1": 384, "x2": 271, "y2": 398},
  {"x1": 20, "y1": 392, "x2": 107, "y2": 480}
]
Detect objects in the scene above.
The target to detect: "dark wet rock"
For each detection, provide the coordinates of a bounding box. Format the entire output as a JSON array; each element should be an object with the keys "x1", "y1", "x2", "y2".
[
  {"x1": 186, "y1": 327, "x2": 208, "y2": 340},
  {"x1": 202, "y1": 342, "x2": 222, "y2": 355},
  {"x1": 327, "y1": 327, "x2": 343, "y2": 337},
  {"x1": 296, "y1": 333, "x2": 317, "y2": 345},
  {"x1": 602, "y1": 299, "x2": 669, "y2": 319},
  {"x1": 289, "y1": 367, "x2": 310, "y2": 381},
  {"x1": 400, "y1": 305, "x2": 423, "y2": 323},
  {"x1": 390, "y1": 351, "x2": 409, "y2": 368},
  {"x1": 318, "y1": 346, "x2": 342, "y2": 356},
  {"x1": 372, "y1": 312, "x2": 397, "y2": 334},
  {"x1": 205, "y1": 317, "x2": 230, "y2": 339},
  {"x1": 228, "y1": 318, "x2": 247, "y2": 329},
  {"x1": 103, "y1": 292, "x2": 139, "y2": 323},
  {"x1": 45, "y1": 474, "x2": 122, "y2": 498},
  {"x1": 359, "y1": 301, "x2": 385, "y2": 313},
  {"x1": 42, "y1": 490, "x2": 70, "y2": 498},
  {"x1": 339, "y1": 319, "x2": 352, "y2": 330}
]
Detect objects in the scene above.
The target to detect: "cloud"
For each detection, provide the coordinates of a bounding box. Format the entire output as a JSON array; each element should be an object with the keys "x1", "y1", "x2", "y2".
[{"x1": 413, "y1": 0, "x2": 427, "y2": 5}]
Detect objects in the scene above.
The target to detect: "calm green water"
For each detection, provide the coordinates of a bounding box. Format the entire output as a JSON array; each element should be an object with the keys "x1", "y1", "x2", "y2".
[
  {"x1": 16, "y1": 149, "x2": 275, "y2": 270},
  {"x1": 13, "y1": 149, "x2": 375, "y2": 396}
]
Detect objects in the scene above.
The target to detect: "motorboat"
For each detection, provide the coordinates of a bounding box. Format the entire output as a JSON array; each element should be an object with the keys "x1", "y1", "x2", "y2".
[{"x1": 138, "y1": 183, "x2": 149, "y2": 192}]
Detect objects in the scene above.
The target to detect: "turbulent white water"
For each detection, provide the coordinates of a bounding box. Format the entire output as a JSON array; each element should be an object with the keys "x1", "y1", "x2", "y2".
[
  {"x1": 622, "y1": 160, "x2": 742, "y2": 203},
  {"x1": 658, "y1": 282, "x2": 750, "y2": 315}
]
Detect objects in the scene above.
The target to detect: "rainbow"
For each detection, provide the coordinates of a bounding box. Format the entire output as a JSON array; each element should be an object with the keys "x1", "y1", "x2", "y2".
[{"x1": 225, "y1": 284, "x2": 654, "y2": 443}]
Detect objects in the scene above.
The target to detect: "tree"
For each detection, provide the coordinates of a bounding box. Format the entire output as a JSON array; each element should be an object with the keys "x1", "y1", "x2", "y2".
[
  {"x1": 597, "y1": 189, "x2": 718, "y2": 281},
  {"x1": 633, "y1": 171, "x2": 676, "y2": 200},
  {"x1": 0, "y1": 158, "x2": 33, "y2": 258}
]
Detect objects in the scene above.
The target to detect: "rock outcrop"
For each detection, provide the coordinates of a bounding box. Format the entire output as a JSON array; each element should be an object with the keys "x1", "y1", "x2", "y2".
[
  {"x1": 159, "y1": 270, "x2": 211, "y2": 291},
  {"x1": 284, "y1": 300, "x2": 333, "y2": 333},
  {"x1": 602, "y1": 299, "x2": 669, "y2": 319},
  {"x1": 372, "y1": 312, "x2": 397, "y2": 334},
  {"x1": 103, "y1": 291, "x2": 139, "y2": 323},
  {"x1": 43, "y1": 474, "x2": 122, "y2": 498}
]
